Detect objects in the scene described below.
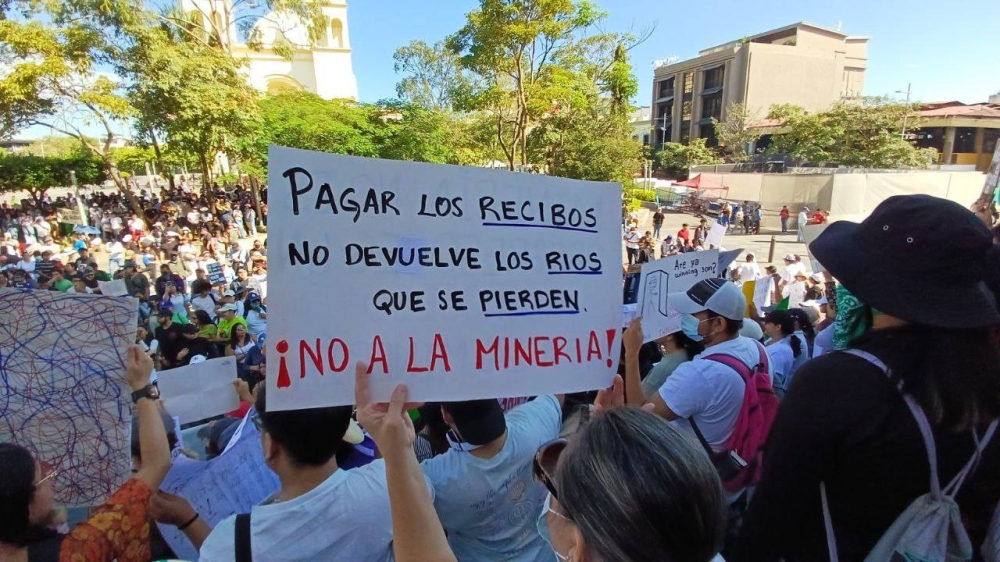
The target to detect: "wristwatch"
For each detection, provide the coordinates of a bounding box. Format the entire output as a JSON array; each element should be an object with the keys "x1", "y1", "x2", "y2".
[{"x1": 131, "y1": 384, "x2": 160, "y2": 404}]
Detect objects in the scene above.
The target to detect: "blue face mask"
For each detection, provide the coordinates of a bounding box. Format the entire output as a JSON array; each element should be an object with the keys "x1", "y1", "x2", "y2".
[
  {"x1": 680, "y1": 313, "x2": 707, "y2": 342},
  {"x1": 536, "y1": 493, "x2": 570, "y2": 561}
]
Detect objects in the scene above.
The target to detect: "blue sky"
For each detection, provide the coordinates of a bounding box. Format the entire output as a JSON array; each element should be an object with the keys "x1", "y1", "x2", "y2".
[
  {"x1": 349, "y1": 0, "x2": 998, "y2": 105},
  {"x1": 20, "y1": 0, "x2": 998, "y2": 139}
]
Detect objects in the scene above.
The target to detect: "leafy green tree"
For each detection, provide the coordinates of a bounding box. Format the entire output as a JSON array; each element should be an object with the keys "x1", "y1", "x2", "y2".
[
  {"x1": 655, "y1": 139, "x2": 723, "y2": 178},
  {"x1": 24, "y1": 136, "x2": 99, "y2": 158},
  {"x1": 236, "y1": 91, "x2": 387, "y2": 177},
  {"x1": 393, "y1": 40, "x2": 469, "y2": 111},
  {"x1": 527, "y1": 40, "x2": 642, "y2": 186},
  {"x1": 447, "y1": 0, "x2": 605, "y2": 170},
  {"x1": 712, "y1": 103, "x2": 762, "y2": 162},
  {"x1": 0, "y1": 0, "x2": 148, "y2": 217},
  {"x1": 0, "y1": 152, "x2": 105, "y2": 202},
  {"x1": 767, "y1": 98, "x2": 936, "y2": 168}
]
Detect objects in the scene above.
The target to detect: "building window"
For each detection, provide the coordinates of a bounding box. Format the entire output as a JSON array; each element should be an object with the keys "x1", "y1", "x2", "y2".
[
  {"x1": 680, "y1": 120, "x2": 691, "y2": 144},
  {"x1": 983, "y1": 129, "x2": 1000, "y2": 154},
  {"x1": 701, "y1": 92, "x2": 723, "y2": 121},
  {"x1": 642, "y1": 134, "x2": 650, "y2": 146},
  {"x1": 657, "y1": 77, "x2": 675, "y2": 99},
  {"x1": 683, "y1": 72, "x2": 693, "y2": 97},
  {"x1": 913, "y1": 127, "x2": 945, "y2": 151},
  {"x1": 331, "y1": 19, "x2": 344, "y2": 48},
  {"x1": 681, "y1": 100, "x2": 692, "y2": 122},
  {"x1": 654, "y1": 101, "x2": 672, "y2": 145},
  {"x1": 703, "y1": 66, "x2": 724, "y2": 91},
  {"x1": 954, "y1": 127, "x2": 976, "y2": 153}
]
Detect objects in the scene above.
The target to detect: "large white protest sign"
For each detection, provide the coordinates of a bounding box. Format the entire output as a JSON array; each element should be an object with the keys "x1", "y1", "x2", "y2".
[
  {"x1": 157, "y1": 356, "x2": 239, "y2": 423},
  {"x1": 706, "y1": 221, "x2": 727, "y2": 248},
  {"x1": 753, "y1": 276, "x2": 774, "y2": 310},
  {"x1": 634, "y1": 249, "x2": 719, "y2": 342},
  {"x1": 158, "y1": 414, "x2": 279, "y2": 560},
  {"x1": 97, "y1": 278, "x2": 128, "y2": 297},
  {"x1": 267, "y1": 146, "x2": 622, "y2": 409}
]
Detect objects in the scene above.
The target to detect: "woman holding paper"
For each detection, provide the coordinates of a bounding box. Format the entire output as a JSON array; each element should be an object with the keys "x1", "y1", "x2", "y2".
[{"x1": 0, "y1": 346, "x2": 172, "y2": 562}]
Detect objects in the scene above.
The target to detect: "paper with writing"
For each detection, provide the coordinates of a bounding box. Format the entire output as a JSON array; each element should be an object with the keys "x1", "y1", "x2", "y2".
[
  {"x1": 634, "y1": 250, "x2": 720, "y2": 342},
  {"x1": 97, "y1": 278, "x2": 128, "y2": 297}
]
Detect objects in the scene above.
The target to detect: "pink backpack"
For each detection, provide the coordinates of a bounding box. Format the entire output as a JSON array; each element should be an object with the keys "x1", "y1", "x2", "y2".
[{"x1": 699, "y1": 341, "x2": 779, "y2": 493}]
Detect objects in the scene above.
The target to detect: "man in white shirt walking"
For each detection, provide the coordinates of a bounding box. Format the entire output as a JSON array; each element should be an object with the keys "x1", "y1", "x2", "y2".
[
  {"x1": 623, "y1": 227, "x2": 640, "y2": 265},
  {"x1": 797, "y1": 206, "x2": 810, "y2": 242}
]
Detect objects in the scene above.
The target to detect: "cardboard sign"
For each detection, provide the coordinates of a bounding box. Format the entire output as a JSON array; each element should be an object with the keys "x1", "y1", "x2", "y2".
[
  {"x1": 706, "y1": 221, "x2": 727, "y2": 248},
  {"x1": 267, "y1": 146, "x2": 622, "y2": 409},
  {"x1": 206, "y1": 262, "x2": 227, "y2": 286},
  {"x1": 634, "y1": 249, "x2": 719, "y2": 342},
  {"x1": 157, "y1": 357, "x2": 239, "y2": 423}
]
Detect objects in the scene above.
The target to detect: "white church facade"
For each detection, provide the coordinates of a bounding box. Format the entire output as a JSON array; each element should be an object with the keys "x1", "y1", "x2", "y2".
[{"x1": 180, "y1": 0, "x2": 358, "y2": 100}]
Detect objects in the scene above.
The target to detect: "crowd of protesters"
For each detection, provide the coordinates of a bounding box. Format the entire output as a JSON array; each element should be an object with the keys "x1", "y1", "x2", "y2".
[{"x1": 1, "y1": 192, "x2": 999, "y2": 562}]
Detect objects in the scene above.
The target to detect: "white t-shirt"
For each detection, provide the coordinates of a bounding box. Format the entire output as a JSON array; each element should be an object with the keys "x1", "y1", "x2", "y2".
[
  {"x1": 738, "y1": 262, "x2": 761, "y2": 282},
  {"x1": 187, "y1": 211, "x2": 201, "y2": 224},
  {"x1": 190, "y1": 293, "x2": 219, "y2": 321},
  {"x1": 659, "y1": 336, "x2": 772, "y2": 452},
  {"x1": 624, "y1": 232, "x2": 640, "y2": 249},
  {"x1": 797, "y1": 211, "x2": 809, "y2": 228},
  {"x1": 422, "y1": 396, "x2": 561, "y2": 562},
  {"x1": 106, "y1": 241, "x2": 124, "y2": 260},
  {"x1": 782, "y1": 262, "x2": 806, "y2": 283},
  {"x1": 245, "y1": 309, "x2": 267, "y2": 336},
  {"x1": 199, "y1": 460, "x2": 422, "y2": 562}
]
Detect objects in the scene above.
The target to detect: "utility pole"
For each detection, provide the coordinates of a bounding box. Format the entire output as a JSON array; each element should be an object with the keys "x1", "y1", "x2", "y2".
[{"x1": 897, "y1": 83, "x2": 912, "y2": 139}]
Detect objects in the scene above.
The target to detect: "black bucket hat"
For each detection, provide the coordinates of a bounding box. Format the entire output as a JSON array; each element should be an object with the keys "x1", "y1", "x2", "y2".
[{"x1": 809, "y1": 194, "x2": 999, "y2": 329}]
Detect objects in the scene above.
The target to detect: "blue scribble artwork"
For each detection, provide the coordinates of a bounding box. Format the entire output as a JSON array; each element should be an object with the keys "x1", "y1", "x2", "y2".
[{"x1": 0, "y1": 288, "x2": 138, "y2": 506}]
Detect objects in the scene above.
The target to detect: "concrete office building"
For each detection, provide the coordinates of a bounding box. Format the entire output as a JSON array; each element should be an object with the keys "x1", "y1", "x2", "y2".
[{"x1": 649, "y1": 22, "x2": 868, "y2": 148}]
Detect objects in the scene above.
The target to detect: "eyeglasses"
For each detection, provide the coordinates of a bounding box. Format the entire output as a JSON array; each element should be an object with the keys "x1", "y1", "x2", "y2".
[
  {"x1": 533, "y1": 439, "x2": 567, "y2": 500},
  {"x1": 35, "y1": 461, "x2": 59, "y2": 487}
]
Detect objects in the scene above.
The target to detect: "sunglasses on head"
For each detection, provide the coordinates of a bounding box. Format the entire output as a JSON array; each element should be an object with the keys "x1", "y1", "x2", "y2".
[{"x1": 533, "y1": 438, "x2": 567, "y2": 499}]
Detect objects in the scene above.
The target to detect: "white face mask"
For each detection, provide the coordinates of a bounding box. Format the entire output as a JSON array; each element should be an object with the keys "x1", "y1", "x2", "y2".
[{"x1": 445, "y1": 429, "x2": 484, "y2": 452}]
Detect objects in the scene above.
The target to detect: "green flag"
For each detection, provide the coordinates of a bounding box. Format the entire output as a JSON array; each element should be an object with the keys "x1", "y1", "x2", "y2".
[{"x1": 775, "y1": 297, "x2": 790, "y2": 311}]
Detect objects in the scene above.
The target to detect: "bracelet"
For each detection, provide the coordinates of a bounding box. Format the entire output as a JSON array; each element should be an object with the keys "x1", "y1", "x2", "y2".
[{"x1": 178, "y1": 512, "x2": 200, "y2": 531}]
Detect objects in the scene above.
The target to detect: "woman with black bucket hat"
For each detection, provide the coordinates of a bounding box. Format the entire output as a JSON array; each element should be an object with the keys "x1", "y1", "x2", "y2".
[{"x1": 735, "y1": 195, "x2": 1000, "y2": 561}]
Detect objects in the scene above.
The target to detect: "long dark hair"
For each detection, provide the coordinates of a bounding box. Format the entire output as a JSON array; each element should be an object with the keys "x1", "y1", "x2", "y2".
[
  {"x1": 859, "y1": 325, "x2": 1000, "y2": 430},
  {"x1": 556, "y1": 408, "x2": 726, "y2": 562},
  {"x1": 788, "y1": 308, "x2": 815, "y2": 344},
  {"x1": 765, "y1": 310, "x2": 801, "y2": 358},
  {"x1": 0, "y1": 443, "x2": 58, "y2": 547}
]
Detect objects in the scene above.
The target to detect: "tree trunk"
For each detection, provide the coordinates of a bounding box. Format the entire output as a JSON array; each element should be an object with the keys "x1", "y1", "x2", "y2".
[
  {"x1": 149, "y1": 130, "x2": 175, "y2": 193},
  {"x1": 107, "y1": 161, "x2": 147, "y2": 223},
  {"x1": 249, "y1": 175, "x2": 264, "y2": 231},
  {"x1": 199, "y1": 152, "x2": 216, "y2": 208}
]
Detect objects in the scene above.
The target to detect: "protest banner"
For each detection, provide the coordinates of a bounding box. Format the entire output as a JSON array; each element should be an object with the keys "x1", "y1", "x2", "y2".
[
  {"x1": 633, "y1": 249, "x2": 719, "y2": 342},
  {"x1": 0, "y1": 289, "x2": 136, "y2": 506},
  {"x1": 267, "y1": 146, "x2": 621, "y2": 409},
  {"x1": 706, "y1": 221, "x2": 727, "y2": 248},
  {"x1": 97, "y1": 278, "x2": 128, "y2": 297},
  {"x1": 157, "y1": 414, "x2": 279, "y2": 560},
  {"x1": 157, "y1": 356, "x2": 239, "y2": 423},
  {"x1": 206, "y1": 262, "x2": 227, "y2": 286},
  {"x1": 753, "y1": 276, "x2": 774, "y2": 310}
]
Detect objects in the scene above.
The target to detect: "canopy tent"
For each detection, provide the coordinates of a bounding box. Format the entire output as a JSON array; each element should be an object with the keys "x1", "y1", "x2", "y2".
[{"x1": 676, "y1": 174, "x2": 727, "y2": 190}]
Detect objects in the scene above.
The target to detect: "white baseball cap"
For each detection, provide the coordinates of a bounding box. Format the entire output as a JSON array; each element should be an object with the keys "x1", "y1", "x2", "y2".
[{"x1": 669, "y1": 278, "x2": 746, "y2": 321}]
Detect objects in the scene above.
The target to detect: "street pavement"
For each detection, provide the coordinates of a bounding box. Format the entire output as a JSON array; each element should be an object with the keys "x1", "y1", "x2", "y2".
[{"x1": 622, "y1": 207, "x2": 817, "y2": 270}]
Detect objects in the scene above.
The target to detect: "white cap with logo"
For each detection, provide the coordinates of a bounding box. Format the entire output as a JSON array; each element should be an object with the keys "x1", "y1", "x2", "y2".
[{"x1": 668, "y1": 278, "x2": 746, "y2": 321}]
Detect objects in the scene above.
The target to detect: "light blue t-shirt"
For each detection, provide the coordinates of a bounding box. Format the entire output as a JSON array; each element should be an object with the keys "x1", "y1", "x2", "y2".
[
  {"x1": 422, "y1": 395, "x2": 562, "y2": 562},
  {"x1": 765, "y1": 338, "x2": 795, "y2": 395}
]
